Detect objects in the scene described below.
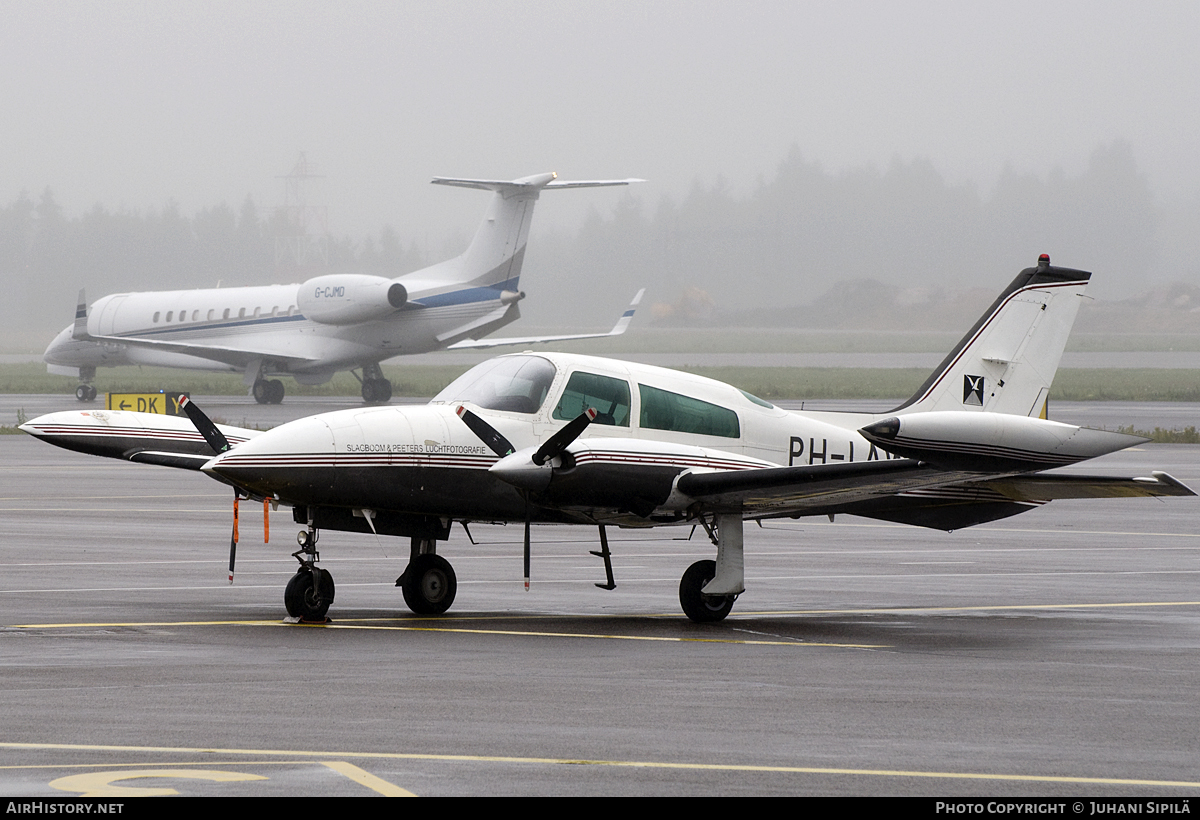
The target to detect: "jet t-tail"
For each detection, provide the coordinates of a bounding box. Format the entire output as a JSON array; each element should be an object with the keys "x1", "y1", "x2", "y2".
[{"x1": 45, "y1": 172, "x2": 645, "y2": 404}]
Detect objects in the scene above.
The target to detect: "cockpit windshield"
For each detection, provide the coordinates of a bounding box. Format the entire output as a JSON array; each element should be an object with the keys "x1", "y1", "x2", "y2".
[{"x1": 432, "y1": 356, "x2": 558, "y2": 414}]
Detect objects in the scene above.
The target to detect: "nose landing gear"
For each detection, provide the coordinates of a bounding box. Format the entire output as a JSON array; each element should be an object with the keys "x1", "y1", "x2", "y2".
[{"x1": 286, "y1": 527, "x2": 334, "y2": 621}]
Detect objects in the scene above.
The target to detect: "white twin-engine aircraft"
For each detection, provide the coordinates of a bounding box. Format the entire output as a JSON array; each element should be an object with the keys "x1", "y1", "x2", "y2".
[
  {"x1": 44, "y1": 172, "x2": 644, "y2": 404},
  {"x1": 23, "y1": 255, "x2": 1194, "y2": 623}
]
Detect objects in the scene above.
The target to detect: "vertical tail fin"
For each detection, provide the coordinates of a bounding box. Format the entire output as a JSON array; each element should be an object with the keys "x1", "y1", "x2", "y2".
[
  {"x1": 422, "y1": 173, "x2": 642, "y2": 289},
  {"x1": 894, "y1": 255, "x2": 1090, "y2": 417}
]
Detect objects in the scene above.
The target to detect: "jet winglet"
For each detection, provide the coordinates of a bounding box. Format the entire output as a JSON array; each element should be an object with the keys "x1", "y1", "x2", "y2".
[{"x1": 71, "y1": 289, "x2": 89, "y2": 341}]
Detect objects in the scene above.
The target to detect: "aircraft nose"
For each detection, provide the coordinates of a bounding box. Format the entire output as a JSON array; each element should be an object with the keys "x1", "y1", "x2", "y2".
[{"x1": 42, "y1": 326, "x2": 74, "y2": 363}]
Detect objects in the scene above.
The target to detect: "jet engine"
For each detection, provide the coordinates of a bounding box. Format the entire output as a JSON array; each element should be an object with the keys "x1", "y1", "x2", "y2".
[{"x1": 297, "y1": 274, "x2": 407, "y2": 325}]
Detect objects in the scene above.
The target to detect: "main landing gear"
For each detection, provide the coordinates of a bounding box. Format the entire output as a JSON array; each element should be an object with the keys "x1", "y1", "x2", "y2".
[
  {"x1": 359, "y1": 363, "x2": 392, "y2": 404},
  {"x1": 252, "y1": 378, "x2": 285, "y2": 405},
  {"x1": 75, "y1": 367, "x2": 97, "y2": 402},
  {"x1": 285, "y1": 527, "x2": 335, "y2": 621},
  {"x1": 677, "y1": 511, "x2": 744, "y2": 623},
  {"x1": 396, "y1": 538, "x2": 457, "y2": 614}
]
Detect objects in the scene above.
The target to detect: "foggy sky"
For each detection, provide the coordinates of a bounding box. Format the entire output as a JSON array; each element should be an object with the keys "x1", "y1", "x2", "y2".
[{"x1": 3, "y1": 0, "x2": 1197, "y2": 247}]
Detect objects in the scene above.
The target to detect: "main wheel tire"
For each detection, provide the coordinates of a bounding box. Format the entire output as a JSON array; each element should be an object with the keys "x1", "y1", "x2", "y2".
[
  {"x1": 284, "y1": 568, "x2": 336, "y2": 620},
  {"x1": 401, "y1": 554, "x2": 457, "y2": 615},
  {"x1": 679, "y1": 559, "x2": 735, "y2": 623},
  {"x1": 75, "y1": 384, "x2": 96, "y2": 402},
  {"x1": 361, "y1": 379, "x2": 377, "y2": 403},
  {"x1": 373, "y1": 378, "x2": 392, "y2": 403},
  {"x1": 267, "y1": 379, "x2": 285, "y2": 404},
  {"x1": 252, "y1": 379, "x2": 271, "y2": 405}
]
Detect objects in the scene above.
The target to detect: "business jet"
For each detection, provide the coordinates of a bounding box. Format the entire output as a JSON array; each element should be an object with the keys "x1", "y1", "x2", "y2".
[
  {"x1": 22, "y1": 255, "x2": 1194, "y2": 623},
  {"x1": 44, "y1": 172, "x2": 644, "y2": 405}
]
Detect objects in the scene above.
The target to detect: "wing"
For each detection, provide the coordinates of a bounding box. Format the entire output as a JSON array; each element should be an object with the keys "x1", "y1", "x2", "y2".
[
  {"x1": 675, "y1": 461, "x2": 1193, "y2": 530},
  {"x1": 675, "y1": 459, "x2": 985, "y2": 516},
  {"x1": 447, "y1": 289, "x2": 644, "y2": 350}
]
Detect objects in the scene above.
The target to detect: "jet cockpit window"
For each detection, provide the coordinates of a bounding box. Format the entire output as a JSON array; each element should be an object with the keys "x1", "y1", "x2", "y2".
[
  {"x1": 638, "y1": 384, "x2": 740, "y2": 438},
  {"x1": 433, "y1": 356, "x2": 557, "y2": 415},
  {"x1": 553, "y1": 371, "x2": 631, "y2": 426}
]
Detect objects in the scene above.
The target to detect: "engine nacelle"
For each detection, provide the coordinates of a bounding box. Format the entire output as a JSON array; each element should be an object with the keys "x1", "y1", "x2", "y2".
[
  {"x1": 297, "y1": 275, "x2": 407, "y2": 325},
  {"x1": 859, "y1": 411, "x2": 1146, "y2": 471}
]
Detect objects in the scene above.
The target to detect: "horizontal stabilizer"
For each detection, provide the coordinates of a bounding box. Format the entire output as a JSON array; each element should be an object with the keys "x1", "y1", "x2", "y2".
[{"x1": 432, "y1": 172, "x2": 644, "y2": 195}]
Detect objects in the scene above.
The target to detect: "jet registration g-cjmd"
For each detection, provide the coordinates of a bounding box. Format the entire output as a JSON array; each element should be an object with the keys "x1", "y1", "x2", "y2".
[
  {"x1": 23, "y1": 256, "x2": 1194, "y2": 623},
  {"x1": 45, "y1": 172, "x2": 644, "y2": 405}
]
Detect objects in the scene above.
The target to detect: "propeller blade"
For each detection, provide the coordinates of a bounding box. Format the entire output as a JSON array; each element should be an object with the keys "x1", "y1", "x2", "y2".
[
  {"x1": 179, "y1": 394, "x2": 232, "y2": 454},
  {"x1": 456, "y1": 406, "x2": 515, "y2": 457},
  {"x1": 532, "y1": 407, "x2": 597, "y2": 466}
]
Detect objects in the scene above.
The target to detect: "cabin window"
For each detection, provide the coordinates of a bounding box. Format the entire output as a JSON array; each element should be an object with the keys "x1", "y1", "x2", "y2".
[
  {"x1": 270, "y1": 306, "x2": 279, "y2": 317},
  {"x1": 153, "y1": 312, "x2": 160, "y2": 323},
  {"x1": 192, "y1": 310, "x2": 199, "y2": 321},
  {"x1": 223, "y1": 308, "x2": 230, "y2": 320},
  {"x1": 638, "y1": 384, "x2": 740, "y2": 438},
  {"x1": 433, "y1": 356, "x2": 557, "y2": 415},
  {"x1": 238, "y1": 308, "x2": 246, "y2": 319},
  {"x1": 166, "y1": 311, "x2": 173, "y2": 322},
  {"x1": 207, "y1": 309, "x2": 214, "y2": 321},
  {"x1": 179, "y1": 308, "x2": 186, "y2": 321},
  {"x1": 554, "y1": 372, "x2": 631, "y2": 427},
  {"x1": 253, "y1": 307, "x2": 261, "y2": 318}
]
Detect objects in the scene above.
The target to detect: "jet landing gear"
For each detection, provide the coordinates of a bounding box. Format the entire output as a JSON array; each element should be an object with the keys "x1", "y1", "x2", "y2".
[
  {"x1": 285, "y1": 527, "x2": 335, "y2": 621},
  {"x1": 75, "y1": 367, "x2": 97, "y2": 402},
  {"x1": 252, "y1": 378, "x2": 285, "y2": 405},
  {"x1": 678, "y1": 511, "x2": 744, "y2": 623},
  {"x1": 396, "y1": 538, "x2": 457, "y2": 614},
  {"x1": 358, "y1": 363, "x2": 392, "y2": 404}
]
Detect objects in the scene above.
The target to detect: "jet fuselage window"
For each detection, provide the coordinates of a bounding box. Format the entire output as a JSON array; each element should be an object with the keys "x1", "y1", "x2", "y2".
[
  {"x1": 433, "y1": 356, "x2": 557, "y2": 415},
  {"x1": 638, "y1": 384, "x2": 740, "y2": 438},
  {"x1": 238, "y1": 308, "x2": 246, "y2": 319},
  {"x1": 223, "y1": 308, "x2": 230, "y2": 320},
  {"x1": 207, "y1": 309, "x2": 214, "y2": 321},
  {"x1": 553, "y1": 371, "x2": 631, "y2": 426},
  {"x1": 166, "y1": 311, "x2": 173, "y2": 322},
  {"x1": 153, "y1": 312, "x2": 160, "y2": 323}
]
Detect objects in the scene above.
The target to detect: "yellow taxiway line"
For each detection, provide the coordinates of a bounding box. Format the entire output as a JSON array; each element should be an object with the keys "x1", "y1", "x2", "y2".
[{"x1": 0, "y1": 741, "x2": 1197, "y2": 790}]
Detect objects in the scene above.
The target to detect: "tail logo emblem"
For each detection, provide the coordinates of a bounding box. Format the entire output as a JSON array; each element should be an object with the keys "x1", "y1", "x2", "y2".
[{"x1": 963, "y1": 374, "x2": 985, "y2": 406}]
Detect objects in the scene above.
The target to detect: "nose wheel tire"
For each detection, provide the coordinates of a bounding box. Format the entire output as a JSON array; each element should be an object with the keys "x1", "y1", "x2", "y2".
[
  {"x1": 284, "y1": 568, "x2": 335, "y2": 620},
  {"x1": 400, "y1": 554, "x2": 457, "y2": 615},
  {"x1": 679, "y1": 559, "x2": 735, "y2": 623}
]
